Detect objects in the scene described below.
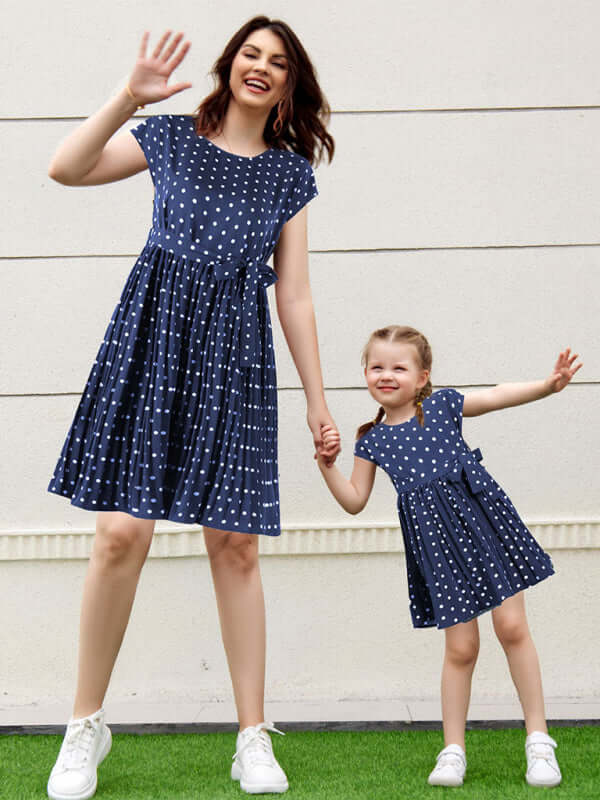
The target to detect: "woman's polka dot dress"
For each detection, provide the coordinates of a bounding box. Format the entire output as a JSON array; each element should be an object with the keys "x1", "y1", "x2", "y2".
[
  {"x1": 354, "y1": 389, "x2": 554, "y2": 628},
  {"x1": 47, "y1": 114, "x2": 318, "y2": 535}
]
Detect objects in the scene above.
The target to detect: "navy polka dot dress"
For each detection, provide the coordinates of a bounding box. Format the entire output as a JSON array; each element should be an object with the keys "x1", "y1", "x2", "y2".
[
  {"x1": 47, "y1": 114, "x2": 318, "y2": 535},
  {"x1": 354, "y1": 389, "x2": 554, "y2": 628}
]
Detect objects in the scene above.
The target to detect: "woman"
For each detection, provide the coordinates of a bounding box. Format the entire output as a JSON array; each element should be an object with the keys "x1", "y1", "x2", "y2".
[{"x1": 46, "y1": 17, "x2": 338, "y2": 799}]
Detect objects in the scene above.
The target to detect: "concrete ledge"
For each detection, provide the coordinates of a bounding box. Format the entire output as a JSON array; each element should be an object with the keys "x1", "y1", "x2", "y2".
[
  {"x1": 2, "y1": 720, "x2": 599, "y2": 735},
  {"x1": 2, "y1": 698, "x2": 599, "y2": 730},
  {"x1": 1, "y1": 519, "x2": 598, "y2": 561}
]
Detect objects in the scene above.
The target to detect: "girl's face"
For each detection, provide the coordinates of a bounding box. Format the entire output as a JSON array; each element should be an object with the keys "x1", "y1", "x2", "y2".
[
  {"x1": 364, "y1": 340, "x2": 430, "y2": 411},
  {"x1": 229, "y1": 28, "x2": 289, "y2": 112}
]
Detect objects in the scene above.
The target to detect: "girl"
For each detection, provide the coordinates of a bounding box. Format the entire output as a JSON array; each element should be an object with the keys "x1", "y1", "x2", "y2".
[
  {"x1": 317, "y1": 325, "x2": 582, "y2": 789},
  {"x1": 46, "y1": 18, "x2": 339, "y2": 800}
]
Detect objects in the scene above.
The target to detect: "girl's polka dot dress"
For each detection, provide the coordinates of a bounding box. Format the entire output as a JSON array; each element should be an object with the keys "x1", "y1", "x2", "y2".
[
  {"x1": 47, "y1": 114, "x2": 317, "y2": 535},
  {"x1": 354, "y1": 389, "x2": 554, "y2": 628}
]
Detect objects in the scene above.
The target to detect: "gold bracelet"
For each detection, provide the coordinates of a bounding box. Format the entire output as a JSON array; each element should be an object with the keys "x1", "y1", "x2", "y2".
[{"x1": 125, "y1": 83, "x2": 145, "y2": 110}]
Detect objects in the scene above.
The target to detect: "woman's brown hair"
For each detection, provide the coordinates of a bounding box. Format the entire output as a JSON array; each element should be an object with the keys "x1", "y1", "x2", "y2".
[
  {"x1": 193, "y1": 16, "x2": 334, "y2": 165},
  {"x1": 356, "y1": 326, "x2": 433, "y2": 440}
]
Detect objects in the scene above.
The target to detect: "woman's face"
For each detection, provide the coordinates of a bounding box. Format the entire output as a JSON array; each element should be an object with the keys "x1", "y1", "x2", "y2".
[{"x1": 229, "y1": 28, "x2": 289, "y2": 111}]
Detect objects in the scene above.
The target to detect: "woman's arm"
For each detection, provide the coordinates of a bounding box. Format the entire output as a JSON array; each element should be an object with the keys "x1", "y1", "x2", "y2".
[
  {"x1": 463, "y1": 348, "x2": 582, "y2": 417},
  {"x1": 316, "y1": 446, "x2": 377, "y2": 514},
  {"x1": 48, "y1": 30, "x2": 191, "y2": 186},
  {"x1": 273, "y1": 205, "x2": 340, "y2": 464}
]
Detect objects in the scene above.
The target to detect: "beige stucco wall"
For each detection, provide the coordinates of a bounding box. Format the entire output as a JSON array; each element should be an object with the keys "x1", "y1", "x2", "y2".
[{"x1": 1, "y1": 0, "x2": 599, "y2": 719}]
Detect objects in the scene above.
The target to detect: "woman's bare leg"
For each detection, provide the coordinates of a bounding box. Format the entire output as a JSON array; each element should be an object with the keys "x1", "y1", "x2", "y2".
[
  {"x1": 492, "y1": 592, "x2": 547, "y2": 734},
  {"x1": 441, "y1": 620, "x2": 480, "y2": 750},
  {"x1": 73, "y1": 511, "x2": 155, "y2": 718},
  {"x1": 204, "y1": 528, "x2": 265, "y2": 730}
]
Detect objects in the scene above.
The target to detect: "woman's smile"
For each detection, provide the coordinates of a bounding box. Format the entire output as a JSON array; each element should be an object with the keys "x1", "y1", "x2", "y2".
[{"x1": 244, "y1": 76, "x2": 271, "y2": 93}]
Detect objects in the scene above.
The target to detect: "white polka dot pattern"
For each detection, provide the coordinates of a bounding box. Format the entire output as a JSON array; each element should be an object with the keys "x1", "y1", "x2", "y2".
[
  {"x1": 354, "y1": 389, "x2": 554, "y2": 628},
  {"x1": 47, "y1": 115, "x2": 318, "y2": 535}
]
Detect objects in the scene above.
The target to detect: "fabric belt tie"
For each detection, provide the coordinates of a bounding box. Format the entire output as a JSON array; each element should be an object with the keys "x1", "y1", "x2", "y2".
[
  {"x1": 211, "y1": 259, "x2": 277, "y2": 367},
  {"x1": 146, "y1": 232, "x2": 277, "y2": 368},
  {"x1": 446, "y1": 448, "x2": 498, "y2": 496}
]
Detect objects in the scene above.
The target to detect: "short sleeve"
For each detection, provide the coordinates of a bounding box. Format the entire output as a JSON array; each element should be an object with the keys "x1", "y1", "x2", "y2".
[
  {"x1": 439, "y1": 388, "x2": 465, "y2": 433},
  {"x1": 354, "y1": 435, "x2": 379, "y2": 464},
  {"x1": 130, "y1": 114, "x2": 169, "y2": 185},
  {"x1": 286, "y1": 159, "x2": 318, "y2": 220}
]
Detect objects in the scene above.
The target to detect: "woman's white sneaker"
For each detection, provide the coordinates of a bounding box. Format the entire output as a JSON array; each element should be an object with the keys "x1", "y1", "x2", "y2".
[
  {"x1": 231, "y1": 721, "x2": 289, "y2": 794},
  {"x1": 47, "y1": 709, "x2": 112, "y2": 800},
  {"x1": 428, "y1": 744, "x2": 467, "y2": 787},
  {"x1": 525, "y1": 731, "x2": 561, "y2": 787}
]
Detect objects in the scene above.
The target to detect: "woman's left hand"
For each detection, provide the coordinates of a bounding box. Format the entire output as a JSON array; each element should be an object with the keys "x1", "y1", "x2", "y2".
[{"x1": 307, "y1": 407, "x2": 341, "y2": 466}]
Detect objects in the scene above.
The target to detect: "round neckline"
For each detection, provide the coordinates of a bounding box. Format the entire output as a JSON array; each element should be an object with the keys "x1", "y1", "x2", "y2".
[
  {"x1": 198, "y1": 132, "x2": 272, "y2": 161},
  {"x1": 380, "y1": 414, "x2": 417, "y2": 429},
  {"x1": 380, "y1": 397, "x2": 430, "y2": 428}
]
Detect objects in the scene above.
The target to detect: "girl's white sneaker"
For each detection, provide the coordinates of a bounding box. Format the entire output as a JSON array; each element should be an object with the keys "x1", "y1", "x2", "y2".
[
  {"x1": 427, "y1": 744, "x2": 467, "y2": 787},
  {"x1": 47, "y1": 709, "x2": 112, "y2": 800},
  {"x1": 525, "y1": 731, "x2": 562, "y2": 787},
  {"x1": 231, "y1": 721, "x2": 289, "y2": 794}
]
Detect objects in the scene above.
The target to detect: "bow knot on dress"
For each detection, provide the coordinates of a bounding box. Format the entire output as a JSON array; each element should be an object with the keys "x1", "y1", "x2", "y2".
[
  {"x1": 446, "y1": 448, "x2": 501, "y2": 499},
  {"x1": 147, "y1": 227, "x2": 277, "y2": 367}
]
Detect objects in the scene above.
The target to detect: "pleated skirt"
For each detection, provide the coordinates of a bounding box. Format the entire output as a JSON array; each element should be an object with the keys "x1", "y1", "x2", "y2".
[
  {"x1": 398, "y1": 474, "x2": 554, "y2": 628},
  {"x1": 48, "y1": 244, "x2": 281, "y2": 535}
]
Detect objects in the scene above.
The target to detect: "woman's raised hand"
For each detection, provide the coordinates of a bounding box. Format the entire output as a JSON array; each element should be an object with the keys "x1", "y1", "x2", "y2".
[
  {"x1": 547, "y1": 348, "x2": 583, "y2": 392},
  {"x1": 127, "y1": 31, "x2": 192, "y2": 106}
]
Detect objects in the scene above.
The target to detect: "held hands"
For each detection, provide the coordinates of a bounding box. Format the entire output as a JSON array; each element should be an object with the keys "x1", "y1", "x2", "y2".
[
  {"x1": 545, "y1": 348, "x2": 583, "y2": 393},
  {"x1": 127, "y1": 31, "x2": 192, "y2": 107},
  {"x1": 307, "y1": 409, "x2": 341, "y2": 467},
  {"x1": 312, "y1": 423, "x2": 341, "y2": 467},
  {"x1": 315, "y1": 424, "x2": 341, "y2": 467}
]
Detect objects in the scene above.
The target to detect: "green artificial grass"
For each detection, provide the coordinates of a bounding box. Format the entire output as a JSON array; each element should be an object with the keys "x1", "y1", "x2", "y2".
[{"x1": 1, "y1": 727, "x2": 598, "y2": 799}]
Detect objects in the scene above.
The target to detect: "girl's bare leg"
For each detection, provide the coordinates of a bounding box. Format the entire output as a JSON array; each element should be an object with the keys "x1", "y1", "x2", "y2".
[
  {"x1": 441, "y1": 620, "x2": 480, "y2": 750},
  {"x1": 492, "y1": 592, "x2": 547, "y2": 734},
  {"x1": 73, "y1": 511, "x2": 155, "y2": 718},
  {"x1": 204, "y1": 528, "x2": 265, "y2": 730}
]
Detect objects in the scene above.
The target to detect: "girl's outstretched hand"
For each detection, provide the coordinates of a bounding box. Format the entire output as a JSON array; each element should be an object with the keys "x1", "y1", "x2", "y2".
[
  {"x1": 547, "y1": 348, "x2": 582, "y2": 392},
  {"x1": 127, "y1": 31, "x2": 192, "y2": 106}
]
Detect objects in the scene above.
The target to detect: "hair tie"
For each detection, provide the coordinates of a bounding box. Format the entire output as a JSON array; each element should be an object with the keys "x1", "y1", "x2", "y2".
[{"x1": 417, "y1": 401, "x2": 423, "y2": 407}]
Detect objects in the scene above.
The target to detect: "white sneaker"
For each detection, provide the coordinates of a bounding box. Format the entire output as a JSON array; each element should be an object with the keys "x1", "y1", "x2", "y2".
[
  {"x1": 47, "y1": 709, "x2": 112, "y2": 800},
  {"x1": 525, "y1": 731, "x2": 561, "y2": 787},
  {"x1": 428, "y1": 743, "x2": 467, "y2": 787},
  {"x1": 231, "y1": 721, "x2": 289, "y2": 794}
]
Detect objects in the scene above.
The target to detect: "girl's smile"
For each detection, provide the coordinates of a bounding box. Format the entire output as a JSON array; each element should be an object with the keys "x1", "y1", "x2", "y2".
[{"x1": 365, "y1": 339, "x2": 430, "y2": 424}]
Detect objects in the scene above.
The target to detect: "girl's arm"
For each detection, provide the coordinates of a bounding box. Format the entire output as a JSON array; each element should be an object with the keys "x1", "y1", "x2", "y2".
[
  {"x1": 463, "y1": 348, "x2": 582, "y2": 417},
  {"x1": 48, "y1": 31, "x2": 191, "y2": 186},
  {"x1": 273, "y1": 207, "x2": 340, "y2": 465},
  {"x1": 316, "y1": 435, "x2": 377, "y2": 514}
]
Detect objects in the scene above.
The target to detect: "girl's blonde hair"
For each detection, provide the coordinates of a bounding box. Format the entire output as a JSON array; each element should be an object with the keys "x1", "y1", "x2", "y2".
[{"x1": 356, "y1": 325, "x2": 432, "y2": 440}]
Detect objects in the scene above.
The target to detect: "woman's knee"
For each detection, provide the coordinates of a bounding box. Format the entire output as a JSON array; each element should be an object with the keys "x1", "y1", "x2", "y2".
[
  {"x1": 94, "y1": 513, "x2": 153, "y2": 567},
  {"x1": 204, "y1": 529, "x2": 259, "y2": 573},
  {"x1": 445, "y1": 629, "x2": 480, "y2": 668},
  {"x1": 494, "y1": 614, "x2": 529, "y2": 649}
]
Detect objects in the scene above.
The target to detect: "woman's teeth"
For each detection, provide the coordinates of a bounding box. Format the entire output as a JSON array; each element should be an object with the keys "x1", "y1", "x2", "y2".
[{"x1": 245, "y1": 79, "x2": 269, "y2": 91}]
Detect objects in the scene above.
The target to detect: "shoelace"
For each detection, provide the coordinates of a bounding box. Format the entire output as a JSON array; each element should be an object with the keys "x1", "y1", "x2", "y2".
[
  {"x1": 435, "y1": 751, "x2": 465, "y2": 772},
  {"x1": 232, "y1": 722, "x2": 285, "y2": 766},
  {"x1": 527, "y1": 743, "x2": 557, "y2": 768},
  {"x1": 60, "y1": 716, "x2": 101, "y2": 770}
]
